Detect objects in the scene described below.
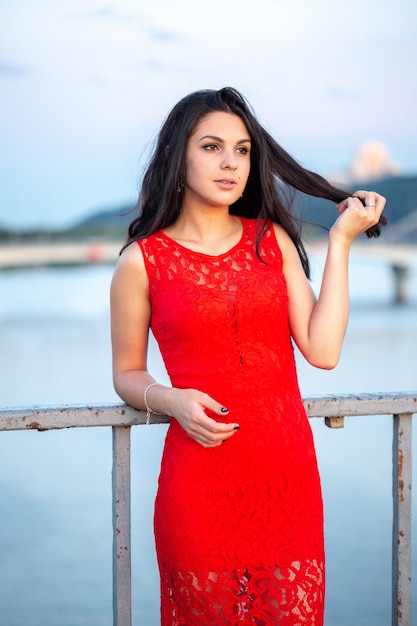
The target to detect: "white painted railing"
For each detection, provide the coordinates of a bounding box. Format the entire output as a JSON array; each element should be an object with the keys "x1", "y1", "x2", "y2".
[{"x1": 1, "y1": 392, "x2": 416, "y2": 626}]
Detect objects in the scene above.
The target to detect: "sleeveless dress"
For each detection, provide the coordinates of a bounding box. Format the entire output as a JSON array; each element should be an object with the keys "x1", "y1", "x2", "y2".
[{"x1": 138, "y1": 217, "x2": 325, "y2": 625}]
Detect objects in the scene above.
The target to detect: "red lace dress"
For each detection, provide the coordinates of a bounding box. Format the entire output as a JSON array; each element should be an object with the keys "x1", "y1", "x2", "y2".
[{"x1": 138, "y1": 218, "x2": 324, "y2": 625}]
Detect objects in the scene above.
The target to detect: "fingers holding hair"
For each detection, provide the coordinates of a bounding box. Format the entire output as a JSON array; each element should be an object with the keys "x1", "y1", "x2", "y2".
[
  {"x1": 351, "y1": 190, "x2": 385, "y2": 209},
  {"x1": 335, "y1": 190, "x2": 386, "y2": 238},
  {"x1": 351, "y1": 190, "x2": 387, "y2": 236}
]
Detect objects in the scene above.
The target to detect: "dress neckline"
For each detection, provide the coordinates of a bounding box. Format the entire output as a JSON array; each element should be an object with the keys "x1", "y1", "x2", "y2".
[{"x1": 158, "y1": 216, "x2": 247, "y2": 259}]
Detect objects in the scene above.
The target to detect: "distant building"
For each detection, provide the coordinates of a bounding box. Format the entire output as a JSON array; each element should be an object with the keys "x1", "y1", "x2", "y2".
[{"x1": 349, "y1": 141, "x2": 400, "y2": 182}]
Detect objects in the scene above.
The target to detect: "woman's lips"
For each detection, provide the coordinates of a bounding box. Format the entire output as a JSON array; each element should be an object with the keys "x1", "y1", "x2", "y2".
[{"x1": 215, "y1": 179, "x2": 237, "y2": 190}]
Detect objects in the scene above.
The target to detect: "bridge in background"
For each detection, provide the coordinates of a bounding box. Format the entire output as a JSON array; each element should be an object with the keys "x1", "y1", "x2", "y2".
[
  {"x1": 351, "y1": 240, "x2": 416, "y2": 304},
  {"x1": 1, "y1": 231, "x2": 416, "y2": 304}
]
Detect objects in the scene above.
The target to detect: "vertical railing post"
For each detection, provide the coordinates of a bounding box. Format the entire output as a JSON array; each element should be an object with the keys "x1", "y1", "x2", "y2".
[
  {"x1": 392, "y1": 413, "x2": 412, "y2": 626},
  {"x1": 112, "y1": 425, "x2": 132, "y2": 626}
]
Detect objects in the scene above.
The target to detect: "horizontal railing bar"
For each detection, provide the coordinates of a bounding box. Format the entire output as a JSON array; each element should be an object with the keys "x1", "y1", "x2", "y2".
[
  {"x1": 0, "y1": 403, "x2": 149, "y2": 431},
  {"x1": 303, "y1": 392, "x2": 417, "y2": 418},
  {"x1": 0, "y1": 392, "x2": 416, "y2": 431}
]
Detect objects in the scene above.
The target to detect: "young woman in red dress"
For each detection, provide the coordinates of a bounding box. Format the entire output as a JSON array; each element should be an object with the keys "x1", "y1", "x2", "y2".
[{"x1": 110, "y1": 88, "x2": 385, "y2": 625}]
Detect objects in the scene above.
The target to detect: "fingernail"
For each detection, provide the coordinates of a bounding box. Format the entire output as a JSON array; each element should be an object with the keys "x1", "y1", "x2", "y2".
[
  {"x1": 233, "y1": 425, "x2": 240, "y2": 430},
  {"x1": 220, "y1": 407, "x2": 229, "y2": 413}
]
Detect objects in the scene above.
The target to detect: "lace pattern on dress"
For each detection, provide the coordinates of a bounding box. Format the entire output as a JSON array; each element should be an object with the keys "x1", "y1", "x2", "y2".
[{"x1": 161, "y1": 560, "x2": 324, "y2": 625}]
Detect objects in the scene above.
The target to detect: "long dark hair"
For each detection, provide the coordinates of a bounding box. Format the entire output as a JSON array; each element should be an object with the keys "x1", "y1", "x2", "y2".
[{"x1": 123, "y1": 87, "x2": 385, "y2": 277}]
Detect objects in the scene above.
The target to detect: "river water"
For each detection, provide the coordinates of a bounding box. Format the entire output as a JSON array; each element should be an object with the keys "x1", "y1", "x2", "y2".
[{"x1": 0, "y1": 248, "x2": 416, "y2": 625}]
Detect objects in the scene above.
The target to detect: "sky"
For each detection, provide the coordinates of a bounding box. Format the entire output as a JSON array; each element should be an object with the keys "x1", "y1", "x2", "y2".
[{"x1": 1, "y1": 0, "x2": 416, "y2": 230}]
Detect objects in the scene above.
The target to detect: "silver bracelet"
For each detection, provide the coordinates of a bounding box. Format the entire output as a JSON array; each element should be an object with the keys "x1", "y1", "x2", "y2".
[{"x1": 144, "y1": 382, "x2": 163, "y2": 425}]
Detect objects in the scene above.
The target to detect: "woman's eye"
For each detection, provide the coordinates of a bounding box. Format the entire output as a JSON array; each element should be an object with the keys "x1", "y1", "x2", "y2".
[{"x1": 201, "y1": 144, "x2": 249, "y2": 154}]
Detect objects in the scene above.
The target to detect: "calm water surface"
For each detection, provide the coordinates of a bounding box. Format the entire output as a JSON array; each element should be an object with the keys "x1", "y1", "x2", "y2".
[{"x1": 0, "y1": 251, "x2": 416, "y2": 625}]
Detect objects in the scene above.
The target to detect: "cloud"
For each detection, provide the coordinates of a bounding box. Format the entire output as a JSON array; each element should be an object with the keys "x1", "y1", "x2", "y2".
[
  {"x1": 0, "y1": 61, "x2": 29, "y2": 78},
  {"x1": 146, "y1": 26, "x2": 182, "y2": 43},
  {"x1": 139, "y1": 59, "x2": 168, "y2": 72},
  {"x1": 89, "y1": 6, "x2": 119, "y2": 19},
  {"x1": 68, "y1": 5, "x2": 140, "y2": 23},
  {"x1": 326, "y1": 86, "x2": 360, "y2": 101}
]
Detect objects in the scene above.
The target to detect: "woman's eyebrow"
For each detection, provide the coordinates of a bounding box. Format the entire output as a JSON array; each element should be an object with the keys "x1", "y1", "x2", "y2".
[{"x1": 198, "y1": 134, "x2": 251, "y2": 144}]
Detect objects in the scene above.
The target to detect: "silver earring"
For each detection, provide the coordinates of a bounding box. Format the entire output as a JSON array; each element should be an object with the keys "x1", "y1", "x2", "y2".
[{"x1": 176, "y1": 181, "x2": 182, "y2": 194}]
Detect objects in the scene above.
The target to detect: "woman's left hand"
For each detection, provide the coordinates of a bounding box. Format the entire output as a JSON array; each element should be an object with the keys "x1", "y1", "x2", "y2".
[{"x1": 332, "y1": 190, "x2": 386, "y2": 243}]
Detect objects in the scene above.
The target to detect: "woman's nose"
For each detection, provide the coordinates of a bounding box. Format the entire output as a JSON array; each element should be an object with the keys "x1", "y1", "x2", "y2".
[{"x1": 221, "y1": 151, "x2": 238, "y2": 170}]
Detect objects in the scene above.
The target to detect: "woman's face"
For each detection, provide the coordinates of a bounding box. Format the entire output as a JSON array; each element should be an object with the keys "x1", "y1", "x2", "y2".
[{"x1": 183, "y1": 111, "x2": 251, "y2": 211}]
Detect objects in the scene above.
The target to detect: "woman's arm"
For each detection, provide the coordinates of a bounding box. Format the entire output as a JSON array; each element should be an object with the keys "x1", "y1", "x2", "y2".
[
  {"x1": 110, "y1": 243, "x2": 240, "y2": 446},
  {"x1": 275, "y1": 190, "x2": 386, "y2": 369}
]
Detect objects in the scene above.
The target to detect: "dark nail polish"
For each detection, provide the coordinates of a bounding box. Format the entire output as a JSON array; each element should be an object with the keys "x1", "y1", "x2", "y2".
[
  {"x1": 220, "y1": 407, "x2": 229, "y2": 413},
  {"x1": 233, "y1": 425, "x2": 240, "y2": 430},
  {"x1": 222, "y1": 439, "x2": 227, "y2": 443}
]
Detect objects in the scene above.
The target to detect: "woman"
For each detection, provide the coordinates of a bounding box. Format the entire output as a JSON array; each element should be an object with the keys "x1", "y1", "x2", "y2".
[{"x1": 110, "y1": 87, "x2": 385, "y2": 625}]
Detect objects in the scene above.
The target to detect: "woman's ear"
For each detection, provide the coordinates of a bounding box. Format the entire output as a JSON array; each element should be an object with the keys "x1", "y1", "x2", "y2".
[{"x1": 164, "y1": 145, "x2": 170, "y2": 157}]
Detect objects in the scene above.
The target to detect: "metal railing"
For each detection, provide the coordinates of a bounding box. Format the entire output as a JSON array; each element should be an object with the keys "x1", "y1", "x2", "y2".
[{"x1": 1, "y1": 391, "x2": 416, "y2": 626}]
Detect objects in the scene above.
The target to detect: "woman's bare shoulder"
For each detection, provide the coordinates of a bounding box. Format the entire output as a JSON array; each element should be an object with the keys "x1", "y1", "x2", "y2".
[
  {"x1": 271, "y1": 222, "x2": 298, "y2": 256},
  {"x1": 112, "y1": 241, "x2": 148, "y2": 289},
  {"x1": 116, "y1": 241, "x2": 147, "y2": 270}
]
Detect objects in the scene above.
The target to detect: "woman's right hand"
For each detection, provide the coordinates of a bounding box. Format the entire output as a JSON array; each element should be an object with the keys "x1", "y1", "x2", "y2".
[{"x1": 160, "y1": 387, "x2": 240, "y2": 448}]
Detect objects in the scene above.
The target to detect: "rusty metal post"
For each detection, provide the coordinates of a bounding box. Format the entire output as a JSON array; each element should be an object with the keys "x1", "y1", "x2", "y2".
[
  {"x1": 392, "y1": 413, "x2": 412, "y2": 626},
  {"x1": 112, "y1": 426, "x2": 132, "y2": 626}
]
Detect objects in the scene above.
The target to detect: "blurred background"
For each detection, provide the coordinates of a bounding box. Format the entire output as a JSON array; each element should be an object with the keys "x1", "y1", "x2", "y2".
[{"x1": 1, "y1": 1, "x2": 416, "y2": 624}]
